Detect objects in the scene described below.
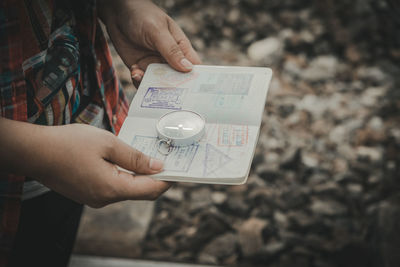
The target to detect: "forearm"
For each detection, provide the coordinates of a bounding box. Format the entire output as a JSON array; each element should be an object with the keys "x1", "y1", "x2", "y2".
[{"x1": 0, "y1": 117, "x2": 53, "y2": 178}]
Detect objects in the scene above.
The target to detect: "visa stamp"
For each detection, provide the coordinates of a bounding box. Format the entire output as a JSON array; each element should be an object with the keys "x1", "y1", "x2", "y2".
[
  {"x1": 141, "y1": 87, "x2": 186, "y2": 110},
  {"x1": 203, "y1": 143, "x2": 232, "y2": 176},
  {"x1": 217, "y1": 125, "x2": 248, "y2": 146},
  {"x1": 214, "y1": 95, "x2": 244, "y2": 109},
  {"x1": 131, "y1": 135, "x2": 198, "y2": 172}
]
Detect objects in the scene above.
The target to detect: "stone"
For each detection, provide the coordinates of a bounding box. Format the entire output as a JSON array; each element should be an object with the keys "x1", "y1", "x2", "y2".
[
  {"x1": 367, "y1": 116, "x2": 384, "y2": 131},
  {"x1": 274, "y1": 211, "x2": 289, "y2": 228},
  {"x1": 227, "y1": 8, "x2": 240, "y2": 24},
  {"x1": 221, "y1": 195, "x2": 249, "y2": 217},
  {"x1": 280, "y1": 148, "x2": 302, "y2": 170},
  {"x1": 346, "y1": 183, "x2": 363, "y2": 195},
  {"x1": 329, "y1": 125, "x2": 347, "y2": 145},
  {"x1": 211, "y1": 191, "x2": 228, "y2": 205},
  {"x1": 189, "y1": 187, "x2": 212, "y2": 211},
  {"x1": 301, "y1": 56, "x2": 338, "y2": 82},
  {"x1": 201, "y1": 233, "x2": 238, "y2": 259},
  {"x1": 197, "y1": 253, "x2": 218, "y2": 265},
  {"x1": 247, "y1": 37, "x2": 283, "y2": 65},
  {"x1": 238, "y1": 217, "x2": 269, "y2": 257},
  {"x1": 310, "y1": 199, "x2": 347, "y2": 216},
  {"x1": 356, "y1": 146, "x2": 383, "y2": 162},
  {"x1": 183, "y1": 212, "x2": 231, "y2": 252},
  {"x1": 312, "y1": 182, "x2": 340, "y2": 195},
  {"x1": 357, "y1": 66, "x2": 387, "y2": 84},
  {"x1": 360, "y1": 87, "x2": 386, "y2": 107},
  {"x1": 162, "y1": 187, "x2": 184, "y2": 202},
  {"x1": 263, "y1": 241, "x2": 286, "y2": 255}
]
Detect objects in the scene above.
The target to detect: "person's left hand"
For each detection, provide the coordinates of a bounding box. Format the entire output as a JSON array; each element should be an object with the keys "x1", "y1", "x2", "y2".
[{"x1": 98, "y1": 0, "x2": 202, "y2": 84}]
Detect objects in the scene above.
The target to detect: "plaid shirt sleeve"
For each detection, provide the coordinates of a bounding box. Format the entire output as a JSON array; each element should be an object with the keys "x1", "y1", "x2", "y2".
[{"x1": 0, "y1": 0, "x2": 128, "y2": 262}]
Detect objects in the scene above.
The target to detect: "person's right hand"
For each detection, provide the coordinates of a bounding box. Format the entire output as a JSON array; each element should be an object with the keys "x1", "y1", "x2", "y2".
[{"x1": 0, "y1": 118, "x2": 171, "y2": 208}]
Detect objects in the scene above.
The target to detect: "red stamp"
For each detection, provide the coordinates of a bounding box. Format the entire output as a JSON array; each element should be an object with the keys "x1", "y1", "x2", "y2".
[{"x1": 217, "y1": 125, "x2": 248, "y2": 146}]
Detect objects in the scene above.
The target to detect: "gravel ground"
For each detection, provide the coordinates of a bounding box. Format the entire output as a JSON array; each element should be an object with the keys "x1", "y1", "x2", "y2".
[{"x1": 109, "y1": 0, "x2": 400, "y2": 266}]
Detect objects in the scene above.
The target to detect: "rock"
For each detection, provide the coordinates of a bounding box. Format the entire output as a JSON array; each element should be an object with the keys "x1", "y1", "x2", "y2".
[
  {"x1": 227, "y1": 8, "x2": 240, "y2": 24},
  {"x1": 283, "y1": 59, "x2": 302, "y2": 78},
  {"x1": 189, "y1": 187, "x2": 212, "y2": 211},
  {"x1": 346, "y1": 183, "x2": 363, "y2": 195},
  {"x1": 251, "y1": 152, "x2": 265, "y2": 169},
  {"x1": 308, "y1": 172, "x2": 329, "y2": 185},
  {"x1": 279, "y1": 187, "x2": 308, "y2": 210},
  {"x1": 162, "y1": 187, "x2": 184, "y2": 202},
  {"x1": 247, "y1": 37, "x2": 283, "y2": 65},
  {"x1": 356, "y1": 146, "x2": 383, "y2": 162},
  {"x1": 367, "y1": 116, "x2": 384, "y2": 131},
  {"x1": 211, "y1": 191, "x2": 228, "y2": 205},
  {"x1": 258, "y1": 168, "x2": 282, "y2": 183},
  {"x1": 201, "y1": 233, "x2": 238, "y2": 259},
  {"x1": 360, "y1": 87, "x2": 386, "y2": 107},
  {"x1": 345, "y1": 44, "x2": 361, "y2": 63},
  {"x1": 197, "y1": 253, "x2": 218, "y2": 265},
  {"x1": 239, "y1": 217, "x2": 269, "y2": 257},
  {"x1": 311, "y1": 199, "x2": 347, "y2": 216},
  {"x1": 263, "y1": 241, "x2": 286, "y2": 255},
  {"x1": 288, "y1": 210, "x2": 315, "y2": 230},
  {"x1": 301, "y1": 56, "x2": 338, "y2": 82},
  {"x1": 182, "y1": 212, "x2": 231, "y2": 252},
  {"x1": 221, "y1": 195, "x2": 249, "y2": 217},
  {"x1": 274, "y1": 211, "x2": 289, "y2": 228},
  {"x1": 251, "y1": 241, "x2": 287, "y2": 263},
  {"x1": 302, "y1": 153, "x2": 319, "y2": 168},
  {"x1": 312, "y1": 182, "x2": 340, "y2": 195},
  {"x1": 280, "y1": 148, "x2": 302, "y2": 170},
  {"x1": 329, "y1": 125, "x2": 347, "y2": 145},
  {"x1": 357, "y1": 66, "x2": 387, "y2": 84}
]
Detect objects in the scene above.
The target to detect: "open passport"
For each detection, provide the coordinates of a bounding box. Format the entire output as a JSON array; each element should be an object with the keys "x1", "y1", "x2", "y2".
[{"x1": 118, "y1": 63, "x2": 272, "y2": 184}]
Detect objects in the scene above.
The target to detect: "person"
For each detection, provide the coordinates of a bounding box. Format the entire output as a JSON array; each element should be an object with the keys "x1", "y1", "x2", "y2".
[{"x1": 0, "y1": 0, "x2": 201, "y2": 265}]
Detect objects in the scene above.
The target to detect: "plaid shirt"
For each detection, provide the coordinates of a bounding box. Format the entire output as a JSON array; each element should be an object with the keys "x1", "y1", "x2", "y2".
[{"x1": 0, "y1": 0, "x2": 128, "y2": 262}]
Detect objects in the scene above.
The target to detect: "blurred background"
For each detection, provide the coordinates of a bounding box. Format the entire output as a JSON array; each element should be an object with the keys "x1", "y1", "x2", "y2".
[{"x1": 72, "y1": 0, "x2": 400, "y2": 266}]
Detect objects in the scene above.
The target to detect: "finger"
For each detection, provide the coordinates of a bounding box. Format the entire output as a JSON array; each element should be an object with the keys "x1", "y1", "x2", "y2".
[
  {"x1": 152, "y1": 28, "x2": 193, "y2": 72},
  {"x1": 108, "y1": 138, "x2": 164, "y2": 174},
  {"x1": 177, "y1": 38, "x2": 202, "y2": 65},
  {"x1": 136, "y1": 55, "x2": 166, "y2": 72},
  {"x1": 169, "y1": 19, "x2": 202, "y2": 65},
  {"x1": 117, "y1": 171, "x2": 172, "y2": 200},
  {"x1": 131, "y1": 67, "x2": 144, "y2": 82}
]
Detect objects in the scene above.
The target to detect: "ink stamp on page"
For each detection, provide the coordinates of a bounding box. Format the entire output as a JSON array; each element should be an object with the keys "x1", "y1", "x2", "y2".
[
  {"x1": 141, "y1": 87, "x2": 187, "y2": 110},
  {"x1": 131, "y1": 135, "x2": 198, "y2": 172},
  {"x1": 217, "y1": 125, "x2": 248, "y2": 146}
]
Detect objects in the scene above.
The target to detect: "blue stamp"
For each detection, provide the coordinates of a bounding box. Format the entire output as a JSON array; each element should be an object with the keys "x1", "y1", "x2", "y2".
[
  {"x1": 131, "y1": 135, "x2": 198, "y2": 173},
  {"x1": 141, "y1": 87, "x2": 186, "y2": 110}
]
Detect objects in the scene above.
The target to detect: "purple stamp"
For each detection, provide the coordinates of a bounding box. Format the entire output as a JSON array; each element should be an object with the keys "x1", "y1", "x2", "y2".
[{"x1": 141, "y1": 87, "x2": 186, "y2": 110}]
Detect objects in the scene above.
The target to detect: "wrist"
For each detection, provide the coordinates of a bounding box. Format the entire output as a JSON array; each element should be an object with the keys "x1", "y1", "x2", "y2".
[{"x1": 0, "y1": 118, "x2": 56, "y2": 179}]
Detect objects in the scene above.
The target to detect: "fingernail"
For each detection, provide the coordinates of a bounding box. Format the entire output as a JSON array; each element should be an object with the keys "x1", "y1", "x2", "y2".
[
  {"x1": 130, "y1": 64, "x2": 138, "y2": 71},
  {"x1": 132, "y1": 73, "x2": 142, "y2": 81},
  {"x1": 149, "y1": 158, "x2": 164, "y2": 171},
  {"x1": 180, "y1": 58, "x2": 193, "y2": 70}
]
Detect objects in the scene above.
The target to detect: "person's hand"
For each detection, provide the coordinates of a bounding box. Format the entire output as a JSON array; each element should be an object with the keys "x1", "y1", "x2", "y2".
[
  {"x1": 0, "y1": 118, "x2": 171, "y2": 208},
  {"x1": 38, "y1": 124, "x2": 171, "y2": 207},
  {"x1": 98, "y1": 0, "x2": 202, "y2": 84}
]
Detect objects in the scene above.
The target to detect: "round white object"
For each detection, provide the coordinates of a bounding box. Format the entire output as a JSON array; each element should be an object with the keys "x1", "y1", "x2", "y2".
[{"x1": 156, "y1": 110, "x2": 205, "y2": 147}]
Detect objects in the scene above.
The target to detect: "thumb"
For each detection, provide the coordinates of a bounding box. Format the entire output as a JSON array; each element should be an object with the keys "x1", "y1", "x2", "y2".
[
  {"x1": 107, "y1": 137, "x2": 164, "y2": 174},
  {"x1": 153, "y1": 31, "x2": 193, "y2": 72}
]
